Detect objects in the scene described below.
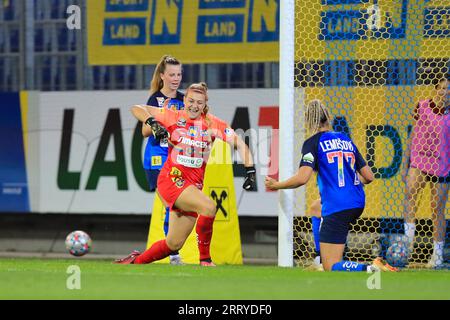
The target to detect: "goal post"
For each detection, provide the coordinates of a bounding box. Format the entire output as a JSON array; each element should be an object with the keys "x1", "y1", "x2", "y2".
[
  {"x1": 279, "y1": 0, "x2": 449, "y2": 269},
  {"x1": 278, "y1": 0, "x2": 296, "y2": 267}
]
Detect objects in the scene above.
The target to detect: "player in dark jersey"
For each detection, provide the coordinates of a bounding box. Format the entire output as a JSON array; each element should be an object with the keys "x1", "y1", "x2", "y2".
[
  {"x1": 143, "y1": 55, "x2": 185, "y2": 265},
  {"x1": 266, "y1": 100, "x2": 397, "y2": 272}
]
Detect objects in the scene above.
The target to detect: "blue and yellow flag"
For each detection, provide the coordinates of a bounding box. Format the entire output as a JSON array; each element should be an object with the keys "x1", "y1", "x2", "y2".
[{"x1": 88, "y1": 0, "x2": 280, "y2": 65}]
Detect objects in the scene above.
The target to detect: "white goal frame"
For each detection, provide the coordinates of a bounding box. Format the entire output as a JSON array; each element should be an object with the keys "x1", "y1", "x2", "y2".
[{"x1": 278, "y1": 0, "x2": 296, "y2": 267}]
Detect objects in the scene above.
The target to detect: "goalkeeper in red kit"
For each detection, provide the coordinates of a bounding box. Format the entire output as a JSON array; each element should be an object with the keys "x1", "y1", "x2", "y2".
[{"x1": 115, "y1": 82, "x2": 256, "y2": 266}]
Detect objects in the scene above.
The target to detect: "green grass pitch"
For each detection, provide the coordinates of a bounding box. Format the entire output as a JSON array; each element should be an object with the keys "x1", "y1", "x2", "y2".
[{"x1": 0, "y1": 258, "x2": 449, "y2": 300}]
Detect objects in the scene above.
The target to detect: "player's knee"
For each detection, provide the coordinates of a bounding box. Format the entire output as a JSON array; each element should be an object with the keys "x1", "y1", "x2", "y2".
[
  {"x1": 166, "y1": 238, "x2": 185, "y2": 251},
  {"x1": 201, "y1": 199, "x2": 217, "y2": 217}
]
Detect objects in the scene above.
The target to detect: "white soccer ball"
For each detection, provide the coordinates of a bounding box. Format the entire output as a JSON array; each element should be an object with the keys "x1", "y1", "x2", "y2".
[{"x1": 65, "y1": 230, "x2": 92, "y2": 257}]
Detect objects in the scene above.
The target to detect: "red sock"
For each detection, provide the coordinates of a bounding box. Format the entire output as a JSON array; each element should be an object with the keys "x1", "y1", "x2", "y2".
[
  {"x1": 134, "y1": 240, "x2": 172, "y2": 264},
  {"x1": 196, "y1": 215, "x2": 215, "y2": 261}
]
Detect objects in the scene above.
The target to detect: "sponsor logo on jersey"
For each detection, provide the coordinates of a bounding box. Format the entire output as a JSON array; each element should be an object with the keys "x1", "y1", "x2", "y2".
[
  {"x1": 151, "y1": 156, "x2": 162, "y2": 167},
  {"x1": 156, "y1": 97, "x2": 165, "y2": 107},
  {"x1": 176, "y1": 155, "x2": 204, "y2": 168},
  {"x1": 177, "y1": 118, "x2": 187, "y2": 127},
  {"x1": 188, "y1": 126, "x2": 199, "y2": 137},
  {"x1": 200, "y1": 129, "x2": 209, "y2": 137},
  {"x1": 302, "y1": 152, "x2": 315, "y2": 164},
  {"x1": 177, "y1": 136, "x2": 208, "y2": 148}
]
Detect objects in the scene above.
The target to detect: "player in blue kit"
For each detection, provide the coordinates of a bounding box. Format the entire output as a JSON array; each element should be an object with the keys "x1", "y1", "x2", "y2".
[
  {"x1": 143, "y1": 55, "x2": 185, "y2": 265},
  {"x1": 265, "y1": 100, "x2": 397, "y2": 272}
]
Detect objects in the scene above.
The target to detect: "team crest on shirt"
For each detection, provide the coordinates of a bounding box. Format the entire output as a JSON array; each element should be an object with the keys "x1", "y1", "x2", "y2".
[
  {"x1": 173, "y1": 177, "x2": 185, "y2": 188},
  {"x1": 156, "y1": 97, "x2": 165, "y2": 107},
  {"x1": 188, "y1": 126, "x2": 199, "y2": 137},
  {"x1": 167, "y1": 100, "x2": 179, "y2": 111},
  {"x1": 302, "y1": 152, "x2": 314, "y2": 164},
  {"x1": 177, "y1": 118, "x2": 187, "y2": 127},
  {"x1": 170, "y1": 167, "x2": 182, "y2": 178}
]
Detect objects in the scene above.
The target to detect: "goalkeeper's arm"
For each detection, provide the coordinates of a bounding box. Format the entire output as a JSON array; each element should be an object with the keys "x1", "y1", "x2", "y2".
[
  {"x1": 144, "y1": 117, "x2": 168, "y2": 141},
  {"x1": 142, "y1": 122, "x2": 153, "y2": 138},
  {"x1": 131, "y1": 104, "x2": 168, "y2": 140}
]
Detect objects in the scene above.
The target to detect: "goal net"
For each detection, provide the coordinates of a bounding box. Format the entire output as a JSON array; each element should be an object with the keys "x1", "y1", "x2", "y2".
[{"x1": 280, "y1": 0, "x2": 449, "y2": 269}]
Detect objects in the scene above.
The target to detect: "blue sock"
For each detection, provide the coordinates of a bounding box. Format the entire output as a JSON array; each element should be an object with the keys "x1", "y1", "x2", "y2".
[
  {"x1": 312, "y1": 217, "x2": 321, "y2": 255},
  {"x1": 163, "y1": 207, "x2": 170, "y2": 236},
  {"x1": 331, "y1": 261, "x2": 368, "y2": 272}
]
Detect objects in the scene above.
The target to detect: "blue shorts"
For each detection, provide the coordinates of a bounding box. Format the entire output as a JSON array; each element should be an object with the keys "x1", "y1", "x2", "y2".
[
  {"x1": 320, "y1": 208, "x2": 364, "y2": 245},
  {"x1": 145, "y1": 169, "x2": 161, "y2": 192}
]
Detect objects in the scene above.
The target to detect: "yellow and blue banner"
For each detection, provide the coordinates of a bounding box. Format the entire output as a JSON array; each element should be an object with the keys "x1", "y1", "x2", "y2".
[
  {"x1": 296, "y1": 0, "x2": 450, "y2": 61},
  {"x1": 87, "y1": 0, "x2": 280, "y2": 65}
]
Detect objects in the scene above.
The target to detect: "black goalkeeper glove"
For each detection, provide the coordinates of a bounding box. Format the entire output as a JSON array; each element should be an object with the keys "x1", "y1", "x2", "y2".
[
  {"x1": 145, "y1": 117, "x2": 168, "y2": 141},
  {"x1": 243, "y1": 166, "x2": 256, "y2": 191}
]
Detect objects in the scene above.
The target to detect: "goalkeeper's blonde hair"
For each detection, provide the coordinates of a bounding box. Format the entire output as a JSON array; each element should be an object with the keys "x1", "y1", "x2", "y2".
[{"x1": 305, "y1": 99, "x2": 331, "y2": 136}]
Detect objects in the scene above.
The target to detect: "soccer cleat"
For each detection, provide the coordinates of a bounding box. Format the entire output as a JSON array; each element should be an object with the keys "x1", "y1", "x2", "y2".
[
  {"x1": 114, "y1": 250, "x2": 141, "y2": 264},
  {"x1": 371, "y1": 257, "x2": 398, "y2": 272},
  {"x1": 313, "y1": 256, "x2": 324, "y2": 272},
  {"x1": 366, "y1": 264, "x2": 381, "y2": 273},
  {"x1": 200, "y1": 260, "x2": 216, "y2": 267},
  {"x1": 169, "y1": 254, "x2": 184, "y2": 266},
  {"x1": 426, "y1": 253, "x2": 444, "y2": 269}
]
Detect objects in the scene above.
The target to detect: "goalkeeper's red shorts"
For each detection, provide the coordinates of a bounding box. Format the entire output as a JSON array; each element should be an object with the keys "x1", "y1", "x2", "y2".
[{"x1": 157, "y1": 173, "x2": 202, "y2": 219}]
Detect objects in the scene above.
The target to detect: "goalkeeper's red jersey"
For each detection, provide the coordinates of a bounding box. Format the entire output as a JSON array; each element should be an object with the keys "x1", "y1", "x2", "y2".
[{"x1": 152, "y1": 108, "x2": 236, "y2": 209}]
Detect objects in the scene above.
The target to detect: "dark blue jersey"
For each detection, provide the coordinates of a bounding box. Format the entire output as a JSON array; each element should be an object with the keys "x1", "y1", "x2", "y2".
[
  {"x1": 143, "y1": 91, "x2": 184, "y2": 170},
  {"x1": 300, "y1": 131, "x2": 367, "y2": 216}
]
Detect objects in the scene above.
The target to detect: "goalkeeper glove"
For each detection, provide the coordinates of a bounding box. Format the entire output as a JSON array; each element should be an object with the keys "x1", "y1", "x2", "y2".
[
  {"x1": 243, "y1": 166, "x2": 256, "y2": 191},
  {"x1": 145, "y1": 117, "x2": 168, "y2": 141}
]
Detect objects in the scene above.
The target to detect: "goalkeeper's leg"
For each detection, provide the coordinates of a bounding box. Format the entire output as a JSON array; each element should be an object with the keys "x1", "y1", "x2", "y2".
[
  {"x1": 134, "y1": 212, "x2": 196, "y2": 264},
  {"x1": 147, "y1": 169, "x2": 184, "y2": 265},
  {"x1": 173, "y1": 185, "x2": 218, "y2": 265},
  {"x1": 163, "y1": 206, "x2": 183, "y2": 265}
]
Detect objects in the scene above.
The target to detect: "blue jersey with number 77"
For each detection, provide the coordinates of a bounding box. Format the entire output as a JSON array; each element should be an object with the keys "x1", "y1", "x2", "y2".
[{"x1": 299, "y1": 131, "x2": 366, "y2": 217}]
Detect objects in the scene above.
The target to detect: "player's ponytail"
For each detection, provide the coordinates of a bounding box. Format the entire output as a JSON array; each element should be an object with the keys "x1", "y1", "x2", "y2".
[
  {"x1": 150, "y1": 55, "x2": 181, "y2": 95},
  {"x1": 305, "y1": 99, "x2": 331, "y2": 136}
]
